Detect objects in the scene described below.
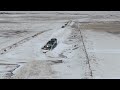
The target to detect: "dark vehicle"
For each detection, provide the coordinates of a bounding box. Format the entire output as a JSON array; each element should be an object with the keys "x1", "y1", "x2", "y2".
[
  {"x1": 41, "y1": 38, "x2": 57, "y2": 53},
  {"x1": 61, "y1": 26, "x2": 65, "y2": 28}
]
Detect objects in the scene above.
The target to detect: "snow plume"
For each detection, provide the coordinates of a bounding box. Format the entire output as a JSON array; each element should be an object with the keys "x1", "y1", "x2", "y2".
[{"x1": 46, "y1": 21, "x2": 80, "y2": 58}]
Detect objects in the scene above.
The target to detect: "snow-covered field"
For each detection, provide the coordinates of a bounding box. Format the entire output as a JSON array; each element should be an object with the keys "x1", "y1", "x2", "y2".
[{"x1": 0, "y1": 11, "x2": 120, "y2": 79}]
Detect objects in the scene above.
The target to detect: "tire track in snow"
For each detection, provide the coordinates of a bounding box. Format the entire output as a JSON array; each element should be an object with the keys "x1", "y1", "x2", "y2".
[
  {"x1": 0, "y1": 30, "x2": 51, "y2": 78},
  {"x1": 0, "y1": 30, "x2": 50, "y2": 55},
  {"x1": 77, "y1": 22, "x2": 93, "y2": 78}
]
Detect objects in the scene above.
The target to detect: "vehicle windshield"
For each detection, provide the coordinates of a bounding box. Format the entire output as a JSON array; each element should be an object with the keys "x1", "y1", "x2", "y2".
[{"x1": 42, "y1": 38, "x2": 57, "y2": 50}]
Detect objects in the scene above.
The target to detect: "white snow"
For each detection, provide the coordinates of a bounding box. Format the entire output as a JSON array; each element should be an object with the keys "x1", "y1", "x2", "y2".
[
  {"x1": 0, "y1": 11, "x2": 120, "y2": 79},
  {"x1": 80, "y1": 21, "x2": 120, "y2": 79}
]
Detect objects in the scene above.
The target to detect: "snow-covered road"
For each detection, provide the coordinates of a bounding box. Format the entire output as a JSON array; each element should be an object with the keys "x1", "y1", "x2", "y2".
[
  {"x1": 80, "y1": 21, "x2": 120, "y2": 79},
  {"x1": 0, "y1": 11, "x2": 120, "y2": 79}
]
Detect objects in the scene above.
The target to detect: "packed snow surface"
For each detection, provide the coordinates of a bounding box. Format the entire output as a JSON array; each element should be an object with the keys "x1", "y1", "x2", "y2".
[{"x1": 0, "y1": 11, "x2": 120, "y2": 79}]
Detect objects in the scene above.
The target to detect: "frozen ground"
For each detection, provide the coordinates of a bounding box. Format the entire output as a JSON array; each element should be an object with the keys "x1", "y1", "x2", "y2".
[{"x1": 0, "y1": 11, "x2": 120, "y2": 79}]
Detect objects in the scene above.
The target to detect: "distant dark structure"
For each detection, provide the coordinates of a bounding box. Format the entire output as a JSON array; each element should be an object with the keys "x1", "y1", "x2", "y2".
[{"x1": 61, "y1": 22, "x2": 69, "y2": 28}]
